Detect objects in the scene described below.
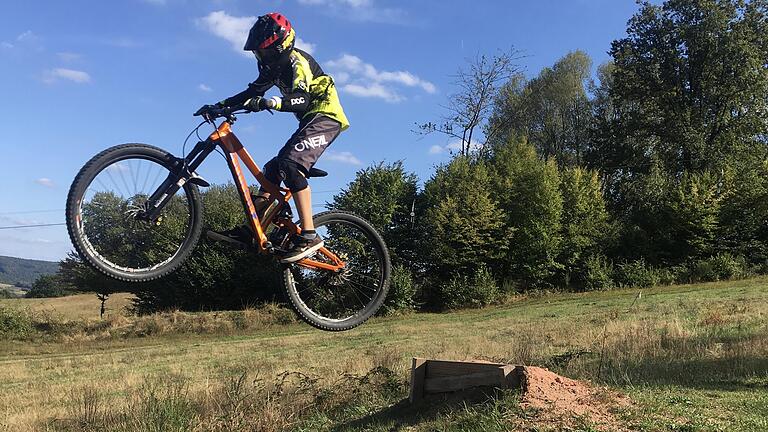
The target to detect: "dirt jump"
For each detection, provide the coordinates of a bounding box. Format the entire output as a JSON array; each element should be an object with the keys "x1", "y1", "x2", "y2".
[{"x1": 517, "y1": 366, "x2": 632, "y2": 431}]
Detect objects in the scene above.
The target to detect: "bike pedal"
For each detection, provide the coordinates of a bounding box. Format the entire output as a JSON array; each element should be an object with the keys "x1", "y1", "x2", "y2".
[
  {"x1": 206, "y1": 230, "x2": 250, "y2": 250},
  {"x1": 188, "y1": 174, "x2": 210, "y2": 187}
]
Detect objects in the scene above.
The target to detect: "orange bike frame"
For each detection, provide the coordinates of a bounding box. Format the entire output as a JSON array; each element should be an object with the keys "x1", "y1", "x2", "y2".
[{"x1": 208, "y1": 121, "x2": 345, "y2": 272}]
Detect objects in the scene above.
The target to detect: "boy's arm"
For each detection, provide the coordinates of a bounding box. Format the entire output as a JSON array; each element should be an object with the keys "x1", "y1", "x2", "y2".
[
  {"x1": 220, "y1": 70, "x2": 274, "y2": 107},
  {"x1": 265, "y1": 53, "x2": 312, "y2": 113}
]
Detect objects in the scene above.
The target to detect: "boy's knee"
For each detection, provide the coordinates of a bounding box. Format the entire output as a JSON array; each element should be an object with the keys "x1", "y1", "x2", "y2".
[{"x1": 273, "y1": 158, "x2": 308, "y2": 192}]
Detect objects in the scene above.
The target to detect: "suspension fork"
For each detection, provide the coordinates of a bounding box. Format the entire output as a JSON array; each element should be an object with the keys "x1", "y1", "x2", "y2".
[{"x1": 140, "y1": 139, "x2": 215, "y2": 221}]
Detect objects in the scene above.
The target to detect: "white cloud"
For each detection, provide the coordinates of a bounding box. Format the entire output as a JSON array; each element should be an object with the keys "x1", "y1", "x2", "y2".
[
  {"x1": 17, "y1": 31, "x2": 39, "y2": 43},
  {"x1": 429, "y1": 140, "x2": 483, "y2": 155},
  {"x1": 296, "y1": 0, "x2": 405, "y2": 24},
  {"x1": 35, "y1": 178, "x2": 55, "y2": 188},
  {"x1": 324, "y1": 54, "x2": 436, "y2": 102},
  {"x1": 107, "y1": 163, "x2": 129, "y2": 173},
  {"x1": 42, "y1": 68, "x2": 91, "y2": 84},
  {"x1": 43, "y1": 68, "x2": 91, "y2": 84},
  {"x1": 199, "y1": 83, "x2": 213, "y2": 92},
  {"x1": 429, "y1": 145, "x2": 444, "y2": 155},
  {"x1": 295, "y1": 38, "x2": 315, "y2": 54},
  {"x1": 198, "y1": 11, "x2": 315, "y2": 57},
  {"x1": 344, "y1": 83, "x2": 403, "y2": 102},
  {"x1": 57, "y1": 52, "x2": 81, "y2": 62},
  {"x1": 299, "y1": 0, "x2": 373, "y2": 8},
  {"x1": 299, "y1": 0, "x2": 373, "y2": 6},
  {"x1": 198, "y1": 11, "x2": 252, "y2": 54},
  {"x1": 4, "y1": 30, "x2": 42, "y2": 51},
  {"x1": 447, "y1": 141, "x2": 464, "y2": 152},
  {"x1": 102, "y1": 37, "x2": 141, "y2": 48},
  {"x1": 325, "y1": 151, "x2": 362, "y2": 165}
]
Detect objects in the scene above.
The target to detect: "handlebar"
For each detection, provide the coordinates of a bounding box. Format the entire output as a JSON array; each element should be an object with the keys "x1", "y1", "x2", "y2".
[
  {"x1": 193, "y1": 104, "x2": 245, "y2": 123},
  {"x1": 194, "y1": 101, "x2": 274, "y2": 124}
]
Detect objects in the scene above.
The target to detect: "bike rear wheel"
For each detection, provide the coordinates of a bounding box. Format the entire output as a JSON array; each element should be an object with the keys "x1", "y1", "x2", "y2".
[
  {"x1": 283, "y1": 211, "x2": 391, "y2": 331},
  {"x1": 66, "y1": 144, "x2": 204, "y2": 282}
]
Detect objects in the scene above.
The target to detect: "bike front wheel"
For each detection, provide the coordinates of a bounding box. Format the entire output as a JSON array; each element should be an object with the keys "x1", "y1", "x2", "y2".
[
  {"x1": 66, "y1": 144, "x2": 204, "y2": 282},
  {"x1": 283, "y1": 211, "x2": 391, "y2": 331}
]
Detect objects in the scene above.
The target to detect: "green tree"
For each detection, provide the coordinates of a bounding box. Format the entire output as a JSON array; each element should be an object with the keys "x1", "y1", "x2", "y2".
[
  {"x1": 58, "y1": 252, "x2": 126, "y2": 295},
  {"x1": 328, "y1": 161, "x2": 419, "y2": 268},
  {"x1": 26, "y1": 274, "x2": 67, "y2": 298},
  {"x1": 668, "y1": 170, "x2": 722, "y2": 260},
  {"x1": 488, "y1": 139, "x2": 563, "y2": 287},
  {"x1": 133, "y1": 184, "x2": 283, "y2": 313},
  {"x1": 613, "y1": 161, "x2": 676, "y2": 263},
  {"x1": 489, "y1": 51, "x2": 593, "y2": 166},
  {"x1": 558, "y1": 167, "x2": 612, "y2": 287},
  {"x1": 719, "y1": 155, "x2": 768, "y2": 267},
  {"x1": 420, "y1": 157, "x2": 507, "y2": 279},
  {"x1": 613, "y1": 164, "x2": 723, "y2": 265},
  {"x1": 605, "y1": 0, "x2": 768, "y2": 176},
  {"x1": 63, "y1": 184, "x2": 284, "y2": 313}
]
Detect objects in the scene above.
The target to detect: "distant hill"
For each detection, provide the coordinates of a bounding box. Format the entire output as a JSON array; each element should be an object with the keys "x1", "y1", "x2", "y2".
[{"x1": 0, "y1": 255, "x2": 60, "y2": 288}]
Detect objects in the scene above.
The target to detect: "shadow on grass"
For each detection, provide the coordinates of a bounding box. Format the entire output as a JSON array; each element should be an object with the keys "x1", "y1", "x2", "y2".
[
  {"x1": 330, "y1": 388, "x2": 522, "y2": 432},
  {"x1": 588, "y1": 354, "x2": 768, "y2": 391}
]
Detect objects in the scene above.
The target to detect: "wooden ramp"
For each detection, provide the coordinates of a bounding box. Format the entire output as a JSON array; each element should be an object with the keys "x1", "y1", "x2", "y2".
[{"x1": 409, "y1": 358, "x2": 525, "y2": 402}]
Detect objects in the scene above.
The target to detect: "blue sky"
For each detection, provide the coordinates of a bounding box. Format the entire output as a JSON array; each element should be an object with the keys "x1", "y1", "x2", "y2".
[{"x1": 0, "y1": 0, "x2": 644, "y2": 261}]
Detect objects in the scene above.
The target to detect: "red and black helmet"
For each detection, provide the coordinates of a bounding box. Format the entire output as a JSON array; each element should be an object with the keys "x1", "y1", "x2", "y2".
[{"x1": 244, "y1": 13, "x2": 296, "y2": 62}]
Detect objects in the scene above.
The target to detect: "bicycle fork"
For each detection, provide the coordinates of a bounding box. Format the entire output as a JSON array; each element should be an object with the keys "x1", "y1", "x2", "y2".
[{"x1": 138, "y1": 139, "x2": 215, "y2": 222}]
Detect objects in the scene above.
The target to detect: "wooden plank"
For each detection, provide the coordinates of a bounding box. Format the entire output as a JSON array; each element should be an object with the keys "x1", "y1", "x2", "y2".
[
  {"x1": 425, "y1": 359, "x2": 504, "y2": 378},
  {"x1": 423, "y1": 368, "x2": 507, "y2": 393},
  {"x1": 502, "y1": 365, "x2": 524, "y2": 389},
  {"x1": 409, "y1": 357, "x2": 427, "y2": 403}
]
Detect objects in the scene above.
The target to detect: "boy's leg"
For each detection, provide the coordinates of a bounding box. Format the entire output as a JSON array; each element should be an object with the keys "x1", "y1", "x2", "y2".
[
  {"x1": 265, "y1": 115, "x2": 342, "y2": 262},
  {"x1": 260, "y1": 161, "x2": 312, "y2": 229},
  {"x1": 261, "y1": 115, "x2": 342, "y2": 228},
  {"x1": 208, "y1": 116, "x2": 341, "y2": 250},
  {"x1": 292, "y1": 186, "x2": 314, "y2": 230}
]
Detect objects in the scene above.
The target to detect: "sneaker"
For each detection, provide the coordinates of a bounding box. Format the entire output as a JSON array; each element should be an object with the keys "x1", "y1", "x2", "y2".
[
  {"x1": 279, "y1": 233, "x2": 324, "y2": 263},
  {"x1": 206, "y1": 225, "x2": 254, "y2": 248}
]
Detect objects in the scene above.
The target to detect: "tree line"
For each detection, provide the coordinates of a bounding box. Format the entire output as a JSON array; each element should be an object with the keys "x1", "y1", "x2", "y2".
[{"x1": 36, "y1": 0, "x2": 768, "y2": 313}]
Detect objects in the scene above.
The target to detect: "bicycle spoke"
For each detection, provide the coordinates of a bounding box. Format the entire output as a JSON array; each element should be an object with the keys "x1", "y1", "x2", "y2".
[
  {"x1": 286, "y1": 215, "x2": 388, "y2": 326},
  {"x1": 346, "y1": 270, "x2": 382, "y2": 285},
  {"x1": 346, "y1": 278, "x2": 379, "y2": 295},
  {"x1": 104, "y1": 169, "x2": 127, "y2": 198},
  {"x1": 79, "y1": 156, "x2": 193, "y2": 272},
  {"x1": 133, "y1": 159, "x2": 142, "y2": 196},
  {"x1": 116, "y1": 163, "x2": 134, "y2": 199}
]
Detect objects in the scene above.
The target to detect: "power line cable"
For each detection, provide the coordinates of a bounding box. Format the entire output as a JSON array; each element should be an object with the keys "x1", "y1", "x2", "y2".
[
  {"x1": 0, "y1": 223, "x2": 66, "y2": 230},
  {"x1": 0, "y1": 209, "x2": 64, "y2": 215}
]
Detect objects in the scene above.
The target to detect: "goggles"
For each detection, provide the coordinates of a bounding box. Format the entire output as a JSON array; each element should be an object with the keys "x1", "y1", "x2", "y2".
[{"x1": 252, "y1": 48, "x2": 278, "y2": 62}]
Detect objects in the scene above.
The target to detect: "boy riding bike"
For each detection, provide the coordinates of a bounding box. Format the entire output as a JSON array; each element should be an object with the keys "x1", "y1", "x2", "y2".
[{"x1": 199, "y1": 12, "x2": 349, "y2": 263}]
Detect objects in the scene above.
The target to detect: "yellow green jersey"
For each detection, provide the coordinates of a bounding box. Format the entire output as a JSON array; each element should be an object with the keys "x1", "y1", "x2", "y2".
[{"x1": 223, "y1": 48, "x2": 350, "y2": 130}]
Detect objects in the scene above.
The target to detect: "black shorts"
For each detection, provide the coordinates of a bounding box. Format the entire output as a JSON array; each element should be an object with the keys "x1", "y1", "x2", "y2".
[{"x1": 277, "y1": 114, "x2": 342, "y2": 173}]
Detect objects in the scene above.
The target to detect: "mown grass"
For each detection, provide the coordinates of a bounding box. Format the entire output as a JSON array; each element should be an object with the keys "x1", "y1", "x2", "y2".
[
  {"x1": 0, "y1": 292, "x2": 135, "y2": 320},
  {"x1": 1, "y1": 277, "x2": 767, "y2": 431}
]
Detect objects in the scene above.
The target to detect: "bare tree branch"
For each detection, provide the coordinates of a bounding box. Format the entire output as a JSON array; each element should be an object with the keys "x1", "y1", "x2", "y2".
[{"x1": 414, "y1": 49, "x2": 524, "y2": 156}]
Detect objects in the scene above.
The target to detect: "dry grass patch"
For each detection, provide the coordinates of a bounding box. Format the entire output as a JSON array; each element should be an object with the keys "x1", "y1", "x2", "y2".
[
  {"x1": 1, "y1": 278, "x2": 768, "y2": 431},
  {"x1": 0, "y1": 293, "x2": 135, "y2": 320}
]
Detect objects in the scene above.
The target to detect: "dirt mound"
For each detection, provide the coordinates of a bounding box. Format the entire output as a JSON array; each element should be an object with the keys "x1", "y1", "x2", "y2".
[{"x1": 517, "y1": 366, "x2": 631, "y2": 431}]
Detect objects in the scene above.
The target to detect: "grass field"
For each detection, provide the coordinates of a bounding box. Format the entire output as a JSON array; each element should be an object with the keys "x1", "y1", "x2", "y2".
[
  {"x1": 1, "y1": 278, "x2": 767, "y2": 431},
  {"x1": 0, "y1": 292, "x2": 135, "y2": 320},
  {"x1": 0, "y1": 283, "x2": 26, "y2": 298}
]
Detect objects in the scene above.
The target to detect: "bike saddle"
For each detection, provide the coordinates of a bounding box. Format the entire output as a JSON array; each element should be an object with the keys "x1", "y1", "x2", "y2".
[{"x1": 307, "y1": 168, "x2": 328, "y2": 178}]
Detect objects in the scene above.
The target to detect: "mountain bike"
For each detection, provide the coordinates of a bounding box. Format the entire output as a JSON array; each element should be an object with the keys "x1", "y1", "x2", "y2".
[{"x1": 65, "y1": 106, "x2": 391, "y2": 331}]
